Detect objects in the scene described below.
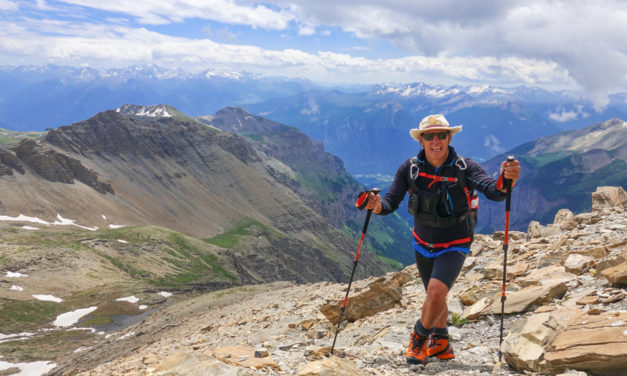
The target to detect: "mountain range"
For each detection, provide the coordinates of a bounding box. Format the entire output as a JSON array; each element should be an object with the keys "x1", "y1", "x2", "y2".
[
  {"x1": 0, "y1": 105, "x2": 414, "y2": 292},
  {"x1": 3, "y1": 65, "x2": 626, "y2": 197},
  {"x1": 246, "y1": 83, "x2": 627, "y2": 181},
  {"x1": 476, "y1": 118, "x2": 627, "y2": 232}
]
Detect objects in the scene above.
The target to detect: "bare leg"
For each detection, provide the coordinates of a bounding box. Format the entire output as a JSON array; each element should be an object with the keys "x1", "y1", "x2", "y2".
[{"x1": 420, "y1": 278, "x2": 449, "y2": 329}]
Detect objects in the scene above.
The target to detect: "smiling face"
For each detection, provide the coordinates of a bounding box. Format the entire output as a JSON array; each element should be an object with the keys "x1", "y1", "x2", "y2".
[{"x1": 419, "y1": 131, "x2": 451, "y2": 168}]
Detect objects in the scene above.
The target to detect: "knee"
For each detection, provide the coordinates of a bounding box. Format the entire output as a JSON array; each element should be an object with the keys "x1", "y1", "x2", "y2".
[{"x1": 426, "y1": 279, "x2": 449, "y2": 301}]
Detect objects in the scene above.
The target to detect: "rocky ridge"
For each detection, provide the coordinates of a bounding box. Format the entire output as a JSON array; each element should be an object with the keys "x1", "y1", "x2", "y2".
[{"x1": 52, "y1": 186, "x2": 626, "y2": 376}]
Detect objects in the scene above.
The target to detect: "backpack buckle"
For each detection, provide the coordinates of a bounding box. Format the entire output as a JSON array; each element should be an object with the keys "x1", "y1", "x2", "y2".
[{"x1": 455, "y1": 157, "x2": 467, "y2": 171}]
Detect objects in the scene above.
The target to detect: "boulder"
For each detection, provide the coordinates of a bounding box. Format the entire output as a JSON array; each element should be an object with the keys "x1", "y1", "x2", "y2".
[
  {"x1": 212, "y1": 345, "x2": 280, "y2": 370},
  {"x1": 591, "y1": 186, "x2": 627, "y2": 211},
  {"x1": 464, "y1": 281, "x2": 568, "y2": 319},
  {"x1": 554, "y1": 209, "x2": 577, "y2": 230},
  {"x1": 542, "y1": 311, "x2": 627, "y2": 375},
  {"x1": 297, "y1": 356, "x2": 364, "y2": 376},
  {"x1": 320, "y1": 270, "x2": 412, "y2": 324},
  {"x1": 527, "y1": 221, "x2": 561, "y2": 239},
  {"x1": 501, "y1": 309, "x2": 575, "y2": 372},
  {"x1": 578, "y1": 246, "x2": 607, "y2": 258},
  {"x1": 564, "y1": 254, "x2": 595, "y2": 274},
  {"x1": 516, "y1": 265, "x2": 577, "y2": 287},
  {"x1": 600, "y1": 261, "x2": 627, "y2": 285},
  {"x1": 574, "y1": 212, "x2": 602, "y2": 225},
  {"x1": 596, "y1": 251, "x2": 626, "y2": 273}
]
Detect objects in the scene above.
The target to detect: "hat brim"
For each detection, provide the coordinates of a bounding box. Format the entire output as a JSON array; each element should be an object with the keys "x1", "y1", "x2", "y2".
[{"x1": 410, "y1": 125, "x2": 462, "y2": 141}]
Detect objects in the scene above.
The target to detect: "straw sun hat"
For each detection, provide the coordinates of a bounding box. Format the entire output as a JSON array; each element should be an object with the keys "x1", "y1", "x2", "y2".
[{"x1": 409, "y1": 114, "x2": 462, "y2": 141}]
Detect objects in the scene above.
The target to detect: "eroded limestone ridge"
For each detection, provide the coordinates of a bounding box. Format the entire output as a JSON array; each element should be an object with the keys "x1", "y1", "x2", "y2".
[
  {"x1": 0, "y1": 139, "x2": 113, "y2": 194},
  {"x1": 50, "y1": 186, "x2": 626, "y2": 376}
]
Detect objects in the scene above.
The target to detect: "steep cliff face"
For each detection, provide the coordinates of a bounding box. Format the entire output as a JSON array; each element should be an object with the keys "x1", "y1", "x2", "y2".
[
  {"x1": 10, "y1": 139, "x2": 113, "y2": 194},
  {"x1": 0, "y1": 148, "x2": 24, "y2": 176}
]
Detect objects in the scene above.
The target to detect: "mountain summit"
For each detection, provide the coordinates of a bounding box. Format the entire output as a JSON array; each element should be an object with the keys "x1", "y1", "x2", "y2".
[
  {"x1": 1, "y1": 106, "x2": 395, "y2": 288},
  {"x1": 116, "y1": 104, "x2": 175, "y2": 118}
]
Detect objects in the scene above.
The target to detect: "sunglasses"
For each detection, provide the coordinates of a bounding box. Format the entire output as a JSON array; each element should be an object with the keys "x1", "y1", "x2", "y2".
[{"x1": 421, "y1": 131, "x2": 449, "y2": 141}]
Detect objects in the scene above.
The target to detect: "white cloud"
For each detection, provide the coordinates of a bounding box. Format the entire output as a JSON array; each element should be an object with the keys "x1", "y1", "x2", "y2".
[
  {"x1": 0, "y1": 1, "x2": 625, "y2": 109},
  {"x1": 548, "y1": 105, "x2": 590, "y2": 122},
  {"x1": 276, "y1": 0, "x2": 627, "y2": 109},
  {"x1": 56, "y1": 0, "x2": 294, "y2": 29},
  {"x1": 0, "y1": 19, "x2": 571, "y2": 87},
  {"x1": 0, "y1": 0, "x2": 18, "y2": 11}
]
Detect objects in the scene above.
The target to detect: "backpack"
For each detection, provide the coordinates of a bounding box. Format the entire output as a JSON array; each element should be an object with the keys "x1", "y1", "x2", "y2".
[{"x1": 407, "y1": 155, "x2": 478, "y2": 228}]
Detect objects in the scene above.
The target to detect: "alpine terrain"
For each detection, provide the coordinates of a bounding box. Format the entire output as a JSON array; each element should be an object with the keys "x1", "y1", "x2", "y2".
[
  {"x1": 8, "y1": 187, "x2": 626, "y2": 376},
  {"x1": 1, "y1": 104, "x2": 414, "y2": 372}
]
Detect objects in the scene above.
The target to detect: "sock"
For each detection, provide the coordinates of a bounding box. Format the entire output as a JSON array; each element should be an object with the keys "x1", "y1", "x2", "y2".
[
  {"x1": 414, "y1": 320, "x2": 430, "y2": 338},
  {"x1": 432, "y1": 326, "x2": 448, "y2": 339}
]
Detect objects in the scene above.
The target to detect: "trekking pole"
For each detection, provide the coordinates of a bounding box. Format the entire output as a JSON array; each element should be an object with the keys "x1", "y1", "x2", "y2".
[
  {"x1": 498, "y1": 155, "x2": 515, "y2": 362},
  {"x1": 330, "y1": 188, "x2": 380, "y2": 356}
]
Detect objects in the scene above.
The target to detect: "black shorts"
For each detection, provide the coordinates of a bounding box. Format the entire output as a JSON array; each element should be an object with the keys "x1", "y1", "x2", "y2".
[{"x1": 415, "y1": 250, "x2": 467, "y2": 290}]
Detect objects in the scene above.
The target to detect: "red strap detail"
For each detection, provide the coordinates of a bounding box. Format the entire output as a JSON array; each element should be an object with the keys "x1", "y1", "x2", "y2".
[
  {"x1": 418, "y1": 172, "x2": 458, "y2": 188},
  {"x1": 463, "y1": 186, "x2": 471, "y2": 209},
  {"x1": 413, "y1": 230, "x2": 471, "y2": 249}
]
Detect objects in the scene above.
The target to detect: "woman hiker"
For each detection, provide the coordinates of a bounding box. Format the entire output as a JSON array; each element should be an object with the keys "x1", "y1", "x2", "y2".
[{"x1": 363, "y1": 114, "x2": 520, "y2": 365}]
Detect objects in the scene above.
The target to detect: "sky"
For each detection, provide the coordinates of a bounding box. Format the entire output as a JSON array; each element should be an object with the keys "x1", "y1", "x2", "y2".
[{"x1": 0, "y1": 1, "x2": 626, "y2": 110}]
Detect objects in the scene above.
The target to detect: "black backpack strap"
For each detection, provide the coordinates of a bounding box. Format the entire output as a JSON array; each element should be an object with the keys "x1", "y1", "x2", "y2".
[
  {"x1": 453, "y1": 155, "x2": 468, "y2": 190},
  {"x1": 408, "y1": 156, "x2": 420, "y2": 186}
]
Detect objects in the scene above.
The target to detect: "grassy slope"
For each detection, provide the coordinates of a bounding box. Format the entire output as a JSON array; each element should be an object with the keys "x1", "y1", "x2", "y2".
[
  {"x1": 0, "y1": 128, "x2": 42, "y2": 145},
  {"x1": 0, "y1": 224, "x2": 238, "y2": 334}
]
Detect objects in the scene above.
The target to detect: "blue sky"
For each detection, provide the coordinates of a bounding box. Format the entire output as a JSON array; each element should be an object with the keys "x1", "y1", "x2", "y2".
[{"x1": 1, "y1": 0, "x2": 626, "y2": 109}]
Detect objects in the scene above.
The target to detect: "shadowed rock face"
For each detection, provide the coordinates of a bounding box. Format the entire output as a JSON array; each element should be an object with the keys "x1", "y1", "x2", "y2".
[
  {"x1": 8, "y1": 139, "x2": 113, "y2": 194},
  {"x1": 0, "y1": 149, "x2": 24, "y2": 176}
]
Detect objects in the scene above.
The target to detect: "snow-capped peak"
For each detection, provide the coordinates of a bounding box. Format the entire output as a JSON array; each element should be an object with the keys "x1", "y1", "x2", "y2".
[
  {"x1": 116, "y1": 104, "x2": 173, "y2": 118},
  {"x1": 375, "y1": 82, "x2": 461, "y2": 98}
]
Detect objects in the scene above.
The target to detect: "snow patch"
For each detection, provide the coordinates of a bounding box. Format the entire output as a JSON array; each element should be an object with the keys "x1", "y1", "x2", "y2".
[
  {"x1": 33, "y1": 295, "x2": 64, "y2": 303},
  {"x1": 6, "y1": 271, "x2": 27, "y2": 278},
  {"x1": 53, "y1": 306, "x2": 98, "y2": 327},
  {"x1": 0, "y1": 360, "x2": 56, "y2": 376},
  {"x1": 116, "y1": 296, "x2": 139, "y2": 304},
  {"x1": 158, "y1": 291, "x2": 172, "y2": 298},
  {"x1": 0, "y1": 332, "x2": 34, "y2": 342},
  {"x1": 0, "y1": 213, "x2": 97, "y2": 231},
  {"x1": 0, "y1": 214, "x2": 49, "y2": 225},
  {"x1": 53, "y1": 214, "x2": 98, "y2": 231},
  {"x1": 109, "y1": 224, "x2": 125, "y2": 229},
  {"x1": 22, "y1": 226, "x2": 40, "y2": 230},
  {"x1": 10, "y1": 285, "x2": 23, "y2": 291},
  {"x1": 117, "y1": 239, "x2": 128, "y2": 244}
]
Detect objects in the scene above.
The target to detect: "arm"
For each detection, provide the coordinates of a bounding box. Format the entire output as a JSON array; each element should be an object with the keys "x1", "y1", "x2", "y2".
[
  {"x1": 466, "y1": 158, "x2": 520, "y2": 201},
  {"x1": 466, "y1": 159, "x2": 506, "y2": 201}
]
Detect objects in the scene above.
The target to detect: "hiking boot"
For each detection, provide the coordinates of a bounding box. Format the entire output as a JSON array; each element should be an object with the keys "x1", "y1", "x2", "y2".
[
  {"x1": 405, "y1": 330, "x2": 428, "y2": 365},
  {"x1": 427, "y1": 335, "x2": 455, "y2": 360}
]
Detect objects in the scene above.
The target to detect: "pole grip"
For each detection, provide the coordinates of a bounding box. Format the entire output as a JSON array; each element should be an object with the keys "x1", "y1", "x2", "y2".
[
  {"x1": 362, "y1": 210, "x2": 373, "y2": 234},
  {"x1": 504, "y1": 155, "x2": 514, "y2": 211}
]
